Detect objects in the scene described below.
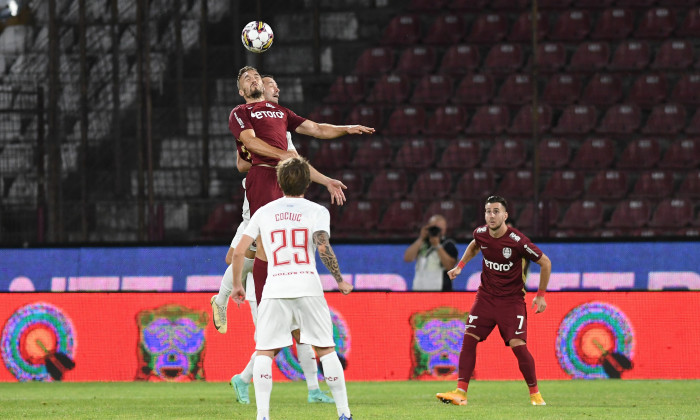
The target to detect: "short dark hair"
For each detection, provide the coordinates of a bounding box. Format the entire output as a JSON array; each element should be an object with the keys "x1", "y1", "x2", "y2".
[
  {"x1": 485, "y1": 195, "x2": 508, "y2": 212},
  {"x1": 277, "y1": 157, "x2": 311, "y2": 196},
  {"x1": 236, "y1": 66, "x2": 258, "y2": 89}
]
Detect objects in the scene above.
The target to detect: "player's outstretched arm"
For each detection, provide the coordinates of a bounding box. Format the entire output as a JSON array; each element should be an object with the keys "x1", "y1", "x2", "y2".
[
  {"x1": 295, "y1": 120, "x2": 375, "y2": 139},
  {"x1": 308, "y1": 164, "x2": 347, "y2": 205},
  {"x1": 239, "y1": 129, "x2": 296, "y2": 161},
  {"x1": 447, "y1": 240, "x2": 480, "y2": 280},
  {"x1": 531, "y1": 253, "x2": 551, "y2": 314},
  {"x1": 313, "y1": 230, "x2": 353, "y2": 294}
]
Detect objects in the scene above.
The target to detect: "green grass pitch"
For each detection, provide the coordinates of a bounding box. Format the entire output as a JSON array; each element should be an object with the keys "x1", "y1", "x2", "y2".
[{"x1": 1, "y1": 380, "x2": 698, "y2": 419}]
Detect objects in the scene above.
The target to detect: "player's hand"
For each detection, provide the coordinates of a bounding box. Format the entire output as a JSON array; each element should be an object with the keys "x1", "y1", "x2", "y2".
[
  {"x1": 418, "y1": 225, "x2": 429, "y2": 240},
  {"x1": 232, "y1": 286, "x2": 246, "y2": 307},
  {"x1": 338, "y1": 280, "x2": 353, "y2": 295},
  {"x1": 447, "y1": 266, "x2": 461, "y2": 280},
  {"x1": 532, "y1": 295, "x2": 547, "y2": 314},
  {"x1": 346, "y1": 125, "x2": 375, "y2": 135},
  {"x1": 326, "y1": 178, "x2": 347, "y2": 206}
]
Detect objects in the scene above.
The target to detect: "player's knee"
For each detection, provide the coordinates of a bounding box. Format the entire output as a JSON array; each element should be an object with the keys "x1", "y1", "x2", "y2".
[
  {"x1": 509, "y1": 338, "x2": 526, "y2": 347},
  {"x1": 313, "y1": 346, "x2": 335, "y2": 357}
]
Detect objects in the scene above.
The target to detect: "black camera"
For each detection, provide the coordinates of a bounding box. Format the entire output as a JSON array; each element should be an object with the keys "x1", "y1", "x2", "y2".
[{"x1": 427, "y1": 226, "x2": 441, "y2": 237}]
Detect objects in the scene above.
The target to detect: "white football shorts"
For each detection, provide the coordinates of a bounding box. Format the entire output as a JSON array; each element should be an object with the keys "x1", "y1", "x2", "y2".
[{"x1": 255, "y1": 296, "x2": 334, "y2": 350}]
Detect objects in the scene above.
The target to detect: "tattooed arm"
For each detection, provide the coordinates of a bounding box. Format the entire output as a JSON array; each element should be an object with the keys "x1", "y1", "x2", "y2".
[{"x1": 313, "y1": 230, "x2": 353, "y2": 295}]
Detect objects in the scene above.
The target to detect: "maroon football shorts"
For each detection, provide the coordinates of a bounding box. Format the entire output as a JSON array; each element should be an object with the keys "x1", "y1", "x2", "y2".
[
  {"x1": 246, "y1": 165, "x2": 283, "y2": 216},
  {"x1": 465, "y1": 291, "x2": 528, "y2": 346}
]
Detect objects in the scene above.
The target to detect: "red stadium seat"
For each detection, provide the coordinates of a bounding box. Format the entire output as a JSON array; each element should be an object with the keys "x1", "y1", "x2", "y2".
[
  {"x1": 550, "y1": 10, "x2": 592, "y2": 41},
  {"x1": 490, "y1": 0, "x2": 528, "y2": 9},
  {"x1": 411, "y1": 74, "x2": 453, "y2": 105},
  {"x1": 484, "y1": 138, "x2": 527, "y2": 169},
  {"x1": 517, "y1": 200, "x2": 561, "y2": 230},
  {"x1": 311, "y1": 139, "x2": 352, "y2": 171},
  {"x1": 651, "y1": 40, "x2": 693, "y2": 70},
  {"x1": 438, "y1": 138, "x2": 481, "y2": 170},
  {"x1": 684, "y1": 108, "x2": 700, "y2": 134},
  {"x1": 539, "y1": 0, "x2": 573, "y2": 8},
  {"x1": 454, "y1": 170, "x2": 496, "y2": 202},
  {"x1": 543, "y1": 74, "x2": 582, "y2": 106},
  {"x1": 539, "y1": 138, "x2": 571, "y2": 169},
  {"x1": 395, "y1": 46, "x2": 438, "y2": 77},
  {"x1": 609, "y1": 40, "x2": 650, "y2": 71},
  {"x1": 509, "y1": 104, "x2": 553, "y2": 135},
  {"x1": 308, "y1": 105, "x2": 345, "y2": 125},
  {"x1": 641, "y1": 103, "x2": 686, "y2": 135},
  {"x1": 345, "y1": 105, "x2": 383, "y2": 129},
  {"x1": 616, "y1": 0, "x2": 656, "y2": 6},
  {"x1": 465, "y1": 105, "x2": 509, "y2": 135},
  {"x1": 552, "y1": 105, "x2": 598, "y2": 135},
  {"x1": 439, "y1": 45, "x2": 480, "y2": 76},
  {"x1": 425, "y1": 14, "x2": 466, "y2": 45},
  {"x1": 634, "y1": 8, "x2": 676, "y2": 39},
  {"x1": 331, "y1": 170, "x2": 365, "y2": 198},
  {"x1": 543, "y1": 170, "x2": 585, "y2": 200},
  {"x1": 607, "y1": 199, "x2": 652, "y2": 228},
  {"x1": 497, "y1": 170, "x2": 534, "y2": 200},
  {"x1": 324, "y1": 75, "x2": 366, "y2": 104},
  {"x1": 558, "y1": 199, "x2": 604, "y2": 230},
  {"x1": 452, "y1": 73, "x2": 494, "y2": 105},
  {"x1": 573, "y1": 0, "x2": 613, "y2": 7},
  {"x1": 568, "y1": 41, "x2": 610, "y2": 72},
  {"x1": 425, "y1": 105, "x2": 468, "y2": 137},
  {"x1": 617, "y1": 138, "x2": 661, "y2": 169},
  {"x1": 587, "y1": 170, "x2": 629, "y2": 200},
  {"x1": 659, "y1": 138, "x2": 700, "y2": 169},
  {"x1": 449, "y1": 0, "x2": 488, "y2": 10},
  {"x1": 649, "y1": 198, "x2": 694, "y2": 228},
  {"x1": 408, "y1": 0, "x2": 449, "y2": 11},
  {"x1": 349, "y1": 138, "x2": 392, "y2": 169},
  {"x1": 570, "y1": 137, "x2": 614, "y2": 170},
  {"x1": 366, "y1": 169, "x2": 409, "y2": 200},
  {"x1": 484, "y1": 43, "x2": 524, "y2": 74},
  {"x1": 354, "y1": 47, "x2": 395, "y2": 76},
  {"x1": 596, "y1": 104, "x2": 642, "y2": 134},
  {"x1": 628, "y1": 73, "x2": 668, "y2": 108},
  {"x1": 385, "y1": 106, "x2": 426, "y2": 136},
  {"x1": 201, "y1": 203, "x2": 241, "y2": 238},
  {"x1": 630, "y1": 170, "x2": 674, "y2": 199},
  {"x1": 676, "y1": 7, "x2": 700, "y2": 37},
  {"x1": 425, "y1": 200, "x2": 464, "y2": 231},
  {"x1": 468, "y1": 13, "x2": 508, "y2": 44},
  {"x1": 671, "y1": 74, "x2": 700, "y2": 105},
  {"x1": 335, "y1": 200, "x2": 381, "y2": 235},
  {"x1": 377, "y1": 200, "x2": 423, "y2": 236},
  {"x1": 677, "y1": 170, "x2": 700, "y2": 199},
  {"x1": 590, "y1": 8, "x2": 634, "y2": 40},
  {"x1": 381, "y1": 15, "x2": 422, "y2": 46},
  {"x1": 409, "y1": 170, "x2": 452, "y2": 200},
  {"x1": 366, "y1": 74, "x2": 411, "y2": 105},
  {"x1": 494, "y1": 73, "x2": 532, "y2": 105},
  {"x1": 580, "y1": 73, "x2": 623, "y2": 106},
  {"x1": 394, "y1": 138, "x2": 436, "y2": 170},
  {"x1": 532, "y1": 42, "x2": 568, "y2": 73},
  {"x1": 509, "y1": 11, "x2": 548, "y2": 42}
]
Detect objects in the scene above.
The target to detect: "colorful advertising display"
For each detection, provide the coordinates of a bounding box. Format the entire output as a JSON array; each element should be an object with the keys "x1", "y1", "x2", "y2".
[{"x1": 1, "y1": 292, "x2": 698, "y2": 382}]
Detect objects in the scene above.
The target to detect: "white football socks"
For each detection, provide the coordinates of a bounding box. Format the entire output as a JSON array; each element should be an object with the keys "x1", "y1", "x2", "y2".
[
  {"x1": 297, "y1": 343, "x2": 319, "y2": 390},
  {"x1": 240, "y1": 351, "x2": 256, "y2": 383},
  {"x1": 253, "y1": 355, "x2": 273, "y2": 420},
  {"x1": 320, "y1": 352, "x2": 350, "y2": 418},
  {"x1": 215, "y1": 264, "x2": 233, "y2": 307}
]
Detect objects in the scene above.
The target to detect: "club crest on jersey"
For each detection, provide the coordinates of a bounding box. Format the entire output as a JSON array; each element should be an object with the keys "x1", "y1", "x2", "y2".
[{"x1": 502, "y1": 247, "x2": 512, "y2": 259}]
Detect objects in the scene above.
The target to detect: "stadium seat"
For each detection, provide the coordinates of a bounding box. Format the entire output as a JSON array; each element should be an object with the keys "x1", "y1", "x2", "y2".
[
  {"x1": 685, "y1": 109, "x2": 700, "y2": 134},
  {"x1": 331, "y1": 170, "x2": 366, "y2": 199},
  {"x1": 366, "y1": 169, "x2": 409, "y2": 200},
  {"x1": 395, "y1": 46, "x2": 438, "y2": 77},
  {"x1": 453, "y1": 170, "x2": 496, "y2": 202},
  {"x1": 484, "y1": 43, "x2": 524, "y2": 74},
  {"x1": 573, "y1": 0, "x2": 613, "y2": 7},
  {"x1": 550, "y1": 10, "x2": 592, "y2": 41},
  {"x1": 539, "y1": 138, "x2": 571, "y2": 169},
  {"x1": 409, "y1": 170, "x2": 453, "y2": 200},
  {"x1": 349, "y1": 138, "x2": 392, "y2": 169},
  {"x1": 308, "y1": 105, "x2": 345, "y2": 125},
  {"x1": 424, "y1": 14, "x2": 467, "y2": 45},
  {"x1": 609, "y1": 40, "x2": 650, "y2": 71},
  {"x1": 671, "y1": 74, "x2": 700, "y2": 105},
  {"x1": 539, "y1": 0, "x2": 573, "y2": 8},
  {"x1": 408, "y1": 0, "x2": 449, "y2": 11},
  {"x1": 394, "y1": 138, "x2": 436, "y2": 170},
  {"x1": 543, "y1": 170, "x2": 585, "y2": 200},
  {"x1": 677, "y1": 170, "x2": 700, "y2": 199},
  {"x1": 509, "y1": 11, "x2": 548, "y2": 42},
  {"x1": 607, "y1": 199, "x2": 652, "y2": 228},
  {"x1": 568, "y1": 41, "x2": 610, "y2": 72},
  {"x1": 517, "y1": 200, "x2": 560, "y2": 230},
  {"x1": 439, "y1": 45, "x2": 480, "y2": 76},
  {"x1": 354, "y1": 47, "x2": 395, "y2": 76},
  {"x1": 452, "y1": 73, "x2": 494, "y2": 105},
  {"x1": 587, "y1": 170, "x2": 630, "y2": 200},
  {"x1": 558, "y1": 199, "x2": 604, "y2": 230},
  {"x1": 659, "y1": 138, "x2": 700, "y2": 169},
  {"x1": 630, "y1": 170, "x2": 674, "y2": 199},
  {"x1": 617, "y1": 138, "x2": 661, "y2": 169},
  {"x1": 381, "y1": 15, "x2": 422, "y2": 46},
  {"x1": 366, "y1": 74, "x2": 411, "y2": 105},
  {"x1": 552, "y1": 105, "x2": 598, "y2": 135},
  {"x1": 641, "y1": 103, "x2": 686, "y2": 135},
  {"x1": 468, "y1": 13, "x2": 508, "y2": 44},
  {"x1": 634, "y1": 8, "x2": 676, "y2": 39},
  {"x1": 335, "y1": 200, "x2": 381, "y2": 236},
  {"x1": 311, "y1": 139, "x2": 352, "y2": 171},
  {"x1": 345, "y1": 105, "x2": 383, "y2": 129},
  {"x1": 532, "y1": 42, "x2": 568, "y2": 73},
  {"x1": 649, "y1": 198, "x2": 694, "y2": 228},
  {"x1": 596, "y1": 104, "x2": 642, "y2": 134},
  {"x1": 497, "y1": 170, "x2": 534, "y2": 200},
  {"x1": 628, "y1": 73, "x2": 668, "y2": 108},
  {"x1": 676, "y1": 7, "x2": 700, "y2": 37},
  {"x1": 542, "y1": 74, "x2": 582, "y2": 106},
  {"x1": 490, "y1": 0, "x2": 529, "y2": 9},
  {"x1": 580, "y1": 73, "x2": 623, "y2": 106},
  {"x1": 650, "y1": 40, "x2": 693, "y2": 70},
  {"x1": 494, "y1": 73, "x2": 532, "y2": 105},
  {"x1": 377, "y1": 200, "x2": 423, "y2": 236},
  {"x1": 201, "y1": 203, "x2": 242, "y2": 238},
  {"x1": 323, "y1": 75, "x2": 366, "y2": 104},
  {"x1": 438, "y1": 138, "x2": 481, "y2": 170},
  {"x1": 484, "y1": 138, "x2": 527, "y2": 169},
  {"x1": 411, "y1": 74, "x2": 453, "y2": 105},
  {"x1": 465, "y1": 105, "x2": 510, "y2": 135},
  {"x1": 449, "y1": 0, "x2": 488, "y2": 10},
  {"x1": 590, "y1": 8, "x2": 634, "y2": 40},
  {"x1": 425, "y1": 105, "x2": 468, "y2": 136},
  {"x1": 616, "y1": 0, "x2": 656, "y2": 6},
  {"x1": 424, "y1": 199, "x2": 464, "y2": 231},
  {"x1": 570, "y1": 137, "x2": 614, "y2": 169},
  {"x1": 509, "y1": 104, "x2": 553, "y2": 135},
  {"x1": 384, "y1": 106, "x2": 426, "y2": 136}
]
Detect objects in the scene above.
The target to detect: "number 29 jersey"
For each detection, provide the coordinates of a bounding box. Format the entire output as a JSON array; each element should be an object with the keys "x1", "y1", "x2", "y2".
[{"x1": 244, "y1": 196, "x2": 330, "y2": 300}]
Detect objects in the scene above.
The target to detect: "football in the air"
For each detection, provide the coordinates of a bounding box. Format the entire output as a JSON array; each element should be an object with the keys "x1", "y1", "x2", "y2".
[{"x1": 241, "y1": 21, "x2": 274, "y2": 53}]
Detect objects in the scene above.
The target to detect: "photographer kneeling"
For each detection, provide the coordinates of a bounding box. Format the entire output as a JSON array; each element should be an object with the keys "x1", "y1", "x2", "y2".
[{"x1": 404, "y1": 214, "x2": 459, "y2": 291}]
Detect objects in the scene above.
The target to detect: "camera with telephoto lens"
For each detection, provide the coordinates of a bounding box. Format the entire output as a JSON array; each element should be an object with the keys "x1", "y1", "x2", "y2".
[{"x1": 427, "y1": 226, "x2": 441, "y2": 237}]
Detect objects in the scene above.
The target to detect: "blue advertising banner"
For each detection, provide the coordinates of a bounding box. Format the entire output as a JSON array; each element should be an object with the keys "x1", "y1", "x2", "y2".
[{"x1": 0, "y1": 242, "x2": 698, "y2": 292}]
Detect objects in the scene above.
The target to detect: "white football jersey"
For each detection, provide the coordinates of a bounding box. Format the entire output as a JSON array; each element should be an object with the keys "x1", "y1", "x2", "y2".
[{"x1": 244, "y1": 196, "x2": 330, "y2": 299}]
